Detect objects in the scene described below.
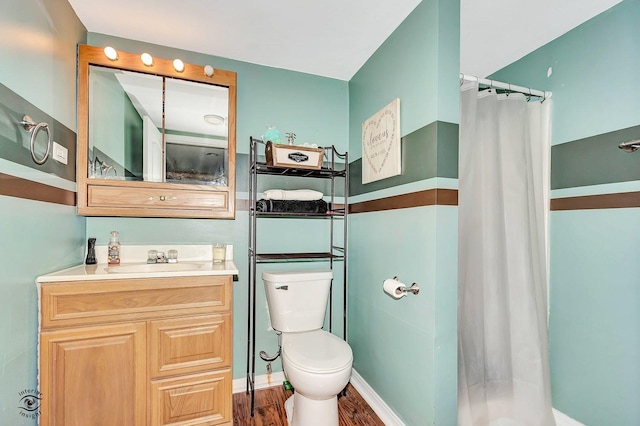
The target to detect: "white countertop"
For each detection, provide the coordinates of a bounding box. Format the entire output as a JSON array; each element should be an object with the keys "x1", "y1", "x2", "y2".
[
  {"x1": 36, "y1": 244, "x2": 239, "y2": 283},
  {"x1": 37, "y1": 260, "x2": 239, "y2": 283}
]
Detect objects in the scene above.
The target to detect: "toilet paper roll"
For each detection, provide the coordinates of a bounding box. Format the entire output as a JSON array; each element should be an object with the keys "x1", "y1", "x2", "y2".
[{"x1": 383, "y1": 278, "x2": 405, "y2": 299}]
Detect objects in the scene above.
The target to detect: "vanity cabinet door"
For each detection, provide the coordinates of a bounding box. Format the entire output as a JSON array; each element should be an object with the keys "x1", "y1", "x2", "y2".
[
  {"x1": 149, "y1": 313, "x2": 232, "y2": 378},
  {"x1": 39, "y1": 322, "x2": 147, "y2": 426},
  {"x1": 149, "y1": 370, "x2": 232, "y2": 426}
]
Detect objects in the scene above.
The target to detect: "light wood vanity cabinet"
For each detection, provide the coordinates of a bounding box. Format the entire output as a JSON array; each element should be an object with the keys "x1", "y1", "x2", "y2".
[{"x1": 39, "y1": 275, "x2": 233, "y2": 426}]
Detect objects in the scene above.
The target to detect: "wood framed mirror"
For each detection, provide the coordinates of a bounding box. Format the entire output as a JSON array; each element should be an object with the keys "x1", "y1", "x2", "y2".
[{"x1": 77, "y1": 44, "x2": 236, "y2": 218}]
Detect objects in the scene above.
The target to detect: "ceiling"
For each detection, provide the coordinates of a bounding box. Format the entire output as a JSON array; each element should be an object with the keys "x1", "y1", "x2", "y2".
[
  {"x1": 69, "y1": 0, "x2": 622, "y2": 81},
  {"x1": 460, "y1": 0, "x2": 622, "y2": 78}
]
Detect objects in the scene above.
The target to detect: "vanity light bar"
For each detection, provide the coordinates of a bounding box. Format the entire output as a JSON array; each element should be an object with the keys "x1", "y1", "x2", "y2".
[{"x1": 99, "y1": 45, "x2": 218, "y2": 81}]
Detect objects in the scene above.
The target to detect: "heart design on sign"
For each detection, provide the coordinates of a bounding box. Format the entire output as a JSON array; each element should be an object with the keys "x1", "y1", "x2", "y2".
[{"x1": 363, "y1": 109, "x2": 397, "y2": 175}]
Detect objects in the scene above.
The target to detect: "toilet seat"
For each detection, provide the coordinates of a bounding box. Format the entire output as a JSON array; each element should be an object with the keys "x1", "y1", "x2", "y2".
[{"x1": 282, "y1": 330, "x2": 352, "y2": 374}]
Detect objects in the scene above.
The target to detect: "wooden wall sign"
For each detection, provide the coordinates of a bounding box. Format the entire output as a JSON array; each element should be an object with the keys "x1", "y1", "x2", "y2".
[{"x1": 362, "y1": 98, "x2": 401, "y2": 184}]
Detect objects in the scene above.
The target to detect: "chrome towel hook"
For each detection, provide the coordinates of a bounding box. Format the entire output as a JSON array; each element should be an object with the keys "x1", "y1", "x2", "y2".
[
  {"x1": 619, "y1": 139, "x2": 640, "y2": 153},
  {"x1": 21, "y1": 115, "x2": 52, "y2": 165}
]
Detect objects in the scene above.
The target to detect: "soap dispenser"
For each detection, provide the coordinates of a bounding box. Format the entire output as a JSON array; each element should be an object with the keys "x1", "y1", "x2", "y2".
[
  {"x1": 108, "y1": 231, "x2": 120, "y2": 265},
  {"x1": 85, "y1": 238, "x2": 97, "y2": 265}
]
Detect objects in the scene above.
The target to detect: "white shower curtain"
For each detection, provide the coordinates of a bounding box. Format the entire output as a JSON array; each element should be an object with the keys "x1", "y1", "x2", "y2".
[{"x1": 458, "y1": 82, "x2": 555, "y2": 426}]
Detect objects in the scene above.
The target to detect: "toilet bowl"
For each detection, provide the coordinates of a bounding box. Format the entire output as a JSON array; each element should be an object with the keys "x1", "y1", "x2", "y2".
[
  {"x1": 282, "y1": 330, "x2": 352, "y2": 426},
  {"x1": 262, "y1": 270, "x2": 353, "y2": 426}
]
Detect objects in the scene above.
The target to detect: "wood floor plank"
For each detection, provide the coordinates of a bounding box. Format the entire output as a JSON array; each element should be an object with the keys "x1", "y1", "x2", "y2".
[{"x1": 233, "y1": 383, "x2": 384, "y2": 426}]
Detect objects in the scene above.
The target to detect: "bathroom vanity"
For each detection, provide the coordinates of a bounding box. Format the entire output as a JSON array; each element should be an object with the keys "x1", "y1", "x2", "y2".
[{"x1": 36, "y1": 254, "x2": 238, "y2": 426}]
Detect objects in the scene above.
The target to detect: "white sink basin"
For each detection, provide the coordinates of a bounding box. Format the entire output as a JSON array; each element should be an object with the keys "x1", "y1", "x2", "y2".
[{"x1": 104, "y1": 262, "x2": 204, "y2": 274}]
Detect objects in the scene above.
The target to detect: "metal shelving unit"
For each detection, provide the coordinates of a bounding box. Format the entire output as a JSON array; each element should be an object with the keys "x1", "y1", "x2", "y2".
[{"x1": 246, "y1": 136, "x2": 348, "y2": 416}]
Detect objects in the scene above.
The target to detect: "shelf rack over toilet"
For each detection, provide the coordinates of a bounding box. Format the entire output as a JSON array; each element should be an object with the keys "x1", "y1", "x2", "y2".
[{"x1": 246, "y1": 136, "x2": 349, "y2": 416}]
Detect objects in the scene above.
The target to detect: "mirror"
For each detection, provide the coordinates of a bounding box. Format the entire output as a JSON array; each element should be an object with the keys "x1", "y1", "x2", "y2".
[
  {"x1": 77, "y1": 44, "x2": 237, "y2": 218},
  {"x1": 88, "y1": 67, "x2": 229, "y2": 185}
]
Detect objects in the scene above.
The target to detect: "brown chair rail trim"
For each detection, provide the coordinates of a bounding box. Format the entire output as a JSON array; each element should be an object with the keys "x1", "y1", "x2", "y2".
[
  {"x1": 236, "y1": 188, "x2": 458, "y2": 214},
  {"x1": 350, "y1": 189, "x2": 640, "y2": 213},
  {"x1": 195, "y1": 189, "x2": 640, "y2": 214},
  {"x1": 239, "y1": 190, "x2": 458, "y2": 214},
  {"x1": 0, "y1": 173, "x2": 76, "y2": 206},
  {"x1": 349, "y1": 188, "x2": 458, "y2": 214},
  {"x1": 551, "y1": 191, "x2": 640, "y2": 210}
]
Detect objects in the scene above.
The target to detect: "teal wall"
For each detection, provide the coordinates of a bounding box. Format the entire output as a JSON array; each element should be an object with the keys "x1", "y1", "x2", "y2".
[
  {"x1": 0, "y1": 0, "x2": 86, "y2": 424},
  {"x1": 85, "y1": 33, "x2": 350, "y2": 380},
  {"x1": 490, "y1": 1, "x2": 640, "y2": 147},
  {"x1": 492, "y1": 1, "x2": 640, "y2": 424},
  {"x1": 348, "y1": 0, "x2": 459, "y2": 424}
]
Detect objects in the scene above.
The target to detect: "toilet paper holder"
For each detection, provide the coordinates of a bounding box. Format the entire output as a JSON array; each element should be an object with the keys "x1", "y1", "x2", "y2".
[{"x1": 387, "y1": 276, "x2": 420, "y2": 296}]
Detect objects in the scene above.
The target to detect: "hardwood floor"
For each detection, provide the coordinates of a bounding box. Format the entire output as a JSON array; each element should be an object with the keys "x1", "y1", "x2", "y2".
[{"x1": 233, "y1": 383, "x2": 385, "y2": 426}]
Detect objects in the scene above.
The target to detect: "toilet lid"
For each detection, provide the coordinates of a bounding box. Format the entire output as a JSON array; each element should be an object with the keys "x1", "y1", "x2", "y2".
[{"x1": 283, "y1": 330, "x2": 352, "y2": 374}]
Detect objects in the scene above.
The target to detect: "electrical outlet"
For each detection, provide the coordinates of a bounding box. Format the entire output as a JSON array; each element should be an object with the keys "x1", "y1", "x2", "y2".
[{"x1": 52, "y1": 142, "x2": 68, "y2": 165}]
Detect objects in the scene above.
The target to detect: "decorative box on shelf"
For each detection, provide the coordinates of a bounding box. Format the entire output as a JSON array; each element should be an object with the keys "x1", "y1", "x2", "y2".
[{"x1": 265, "y1": 141, "x2": 324, "y2": 170}]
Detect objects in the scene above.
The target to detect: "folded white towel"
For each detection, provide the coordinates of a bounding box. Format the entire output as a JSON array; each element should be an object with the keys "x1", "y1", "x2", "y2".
[{"x1": 262, "y1": 189, "x2": 323, "y2": 201}]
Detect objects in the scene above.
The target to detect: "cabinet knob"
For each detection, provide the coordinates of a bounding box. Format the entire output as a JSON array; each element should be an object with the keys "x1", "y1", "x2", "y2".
[{"x1": 148, "y1": 195, "x2": 176, "y2": 201}]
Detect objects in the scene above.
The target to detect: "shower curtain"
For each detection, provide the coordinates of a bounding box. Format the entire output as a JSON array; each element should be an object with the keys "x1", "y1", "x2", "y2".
[{"x1": 458, "y1": 81, "x2": 555, "y2": 426}]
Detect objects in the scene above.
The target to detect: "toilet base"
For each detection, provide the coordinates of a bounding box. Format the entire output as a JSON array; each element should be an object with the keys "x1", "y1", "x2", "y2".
[
  {"x1": 284, "y1": 395, "x2": 294, "y2": 424},
  {"x1": 284, "y1": 393, "x2": 338, "y2": 426}
]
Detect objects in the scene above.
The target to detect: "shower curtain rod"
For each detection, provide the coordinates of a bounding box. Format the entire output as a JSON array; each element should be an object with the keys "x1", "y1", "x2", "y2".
[{"x1": 460, "y1": 73, "x2": 551, "y2": 99}]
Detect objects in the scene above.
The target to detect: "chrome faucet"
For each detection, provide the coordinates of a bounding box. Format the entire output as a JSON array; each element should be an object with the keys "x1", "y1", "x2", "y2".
[
  {"x1": 147, "y1": 249, "x2": 178, "y2": 264},
  {"x1": 156, "y1": 252, "x2": 167, "y2": 263}
]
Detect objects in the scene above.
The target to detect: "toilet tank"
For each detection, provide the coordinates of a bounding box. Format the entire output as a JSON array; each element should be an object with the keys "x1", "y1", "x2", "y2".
[{"x1": 262, "y1": 269, "x2": 333, "y2": 332}]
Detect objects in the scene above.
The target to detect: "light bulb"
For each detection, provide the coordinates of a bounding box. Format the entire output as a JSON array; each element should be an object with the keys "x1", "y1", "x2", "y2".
[
  {"x1": 141, "y1": 53, "x2": 153, "y2": 66},
  {"x1": 104, "y1": 46, "x2": 118, "y2": 61},
  {"x1": 173, "y1": 59, "x2": 184, "y2": 72},
  {"x1": 204, "y1": 65, "x2": 214, "y2": 77}
]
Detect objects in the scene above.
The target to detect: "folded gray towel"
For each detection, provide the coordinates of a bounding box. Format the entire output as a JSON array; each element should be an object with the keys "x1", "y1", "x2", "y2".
[{"x1": 256, "y1": 199, "x2": 328, "y2": 214}]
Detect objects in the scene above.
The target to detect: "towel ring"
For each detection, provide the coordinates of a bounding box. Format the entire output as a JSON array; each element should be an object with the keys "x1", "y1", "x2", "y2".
[{"x1": 21, "y1": 115, "x2": 51, "y2": 165}]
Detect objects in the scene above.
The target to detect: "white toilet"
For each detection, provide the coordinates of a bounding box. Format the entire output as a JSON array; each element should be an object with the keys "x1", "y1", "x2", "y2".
[{"x1": 262, "y1": 269, "x2": 353, "y2": 426}]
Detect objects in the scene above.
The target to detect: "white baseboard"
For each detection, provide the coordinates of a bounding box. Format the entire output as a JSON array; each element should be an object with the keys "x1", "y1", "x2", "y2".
[
  {"x1": 350, "y1": 369, "x2": 405, "y2": 426},
  {"x1": 553, "y1": 408, "x2": 585, "y2": 426},
  {"x1": 233, "y1": 371, "x2": 286, "y2": 394}
]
